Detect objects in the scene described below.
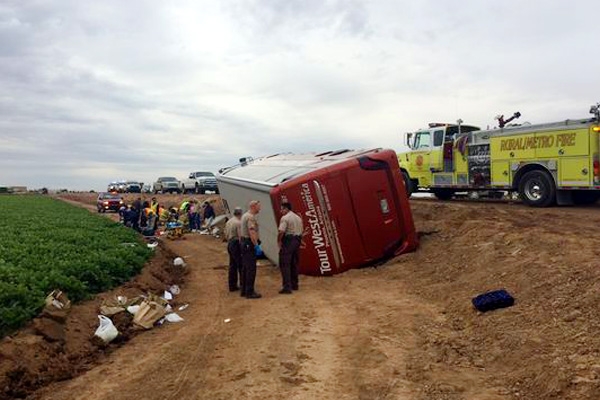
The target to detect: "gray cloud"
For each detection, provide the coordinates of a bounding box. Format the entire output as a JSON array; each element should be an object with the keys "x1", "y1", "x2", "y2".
[{"x1": 1, "y1": 0, "x2": 599, "y2": 190}]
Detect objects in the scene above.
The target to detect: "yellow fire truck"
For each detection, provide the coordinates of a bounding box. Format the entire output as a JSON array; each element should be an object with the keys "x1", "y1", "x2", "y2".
[{"x1": 398, "y1": 103, "x2": 600, "y2": 207}]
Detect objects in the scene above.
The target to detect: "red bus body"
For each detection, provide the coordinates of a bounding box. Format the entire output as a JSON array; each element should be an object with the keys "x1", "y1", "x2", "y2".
[{"x1": 217, "y1": 149, "x2": 418, "y2": 276}]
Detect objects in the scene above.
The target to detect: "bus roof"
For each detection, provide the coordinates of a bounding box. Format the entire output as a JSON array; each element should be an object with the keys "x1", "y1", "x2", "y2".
[{"x1": 219, "y1": 149, "x2": 381, "y2": 184}]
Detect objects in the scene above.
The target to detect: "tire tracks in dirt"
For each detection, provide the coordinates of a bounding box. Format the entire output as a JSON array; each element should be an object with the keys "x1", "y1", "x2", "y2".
[{"x1": 33, "y1": 197, "x2": 513, "y2": 400}]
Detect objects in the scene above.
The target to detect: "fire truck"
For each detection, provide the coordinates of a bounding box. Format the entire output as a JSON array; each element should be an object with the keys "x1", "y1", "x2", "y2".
[
  {"x1": 398, "y1": 103, "x2": 600, "y2": 207},
  {"x1": 217, "y1": 149, "x2": 418, "y2": 276}
]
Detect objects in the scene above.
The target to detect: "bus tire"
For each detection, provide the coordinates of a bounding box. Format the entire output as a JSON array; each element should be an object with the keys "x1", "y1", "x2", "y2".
[
  {"x1": 518, "y1": 170, "x2": 556, "y2": 207},
  {"x1": 401, "y1": 171, "x2": 413, "y2": 197},
  {"x1": 572, "y1": 191, "x2": 600, "y2": 205},
  {"x1": 432, "y1": 189, "x2": 453, "y2": 201}
]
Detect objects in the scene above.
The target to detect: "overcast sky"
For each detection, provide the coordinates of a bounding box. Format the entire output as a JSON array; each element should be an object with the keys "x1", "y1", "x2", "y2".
[{"x1": 1, "y1": 0, "x2": 599, "y2": 190}]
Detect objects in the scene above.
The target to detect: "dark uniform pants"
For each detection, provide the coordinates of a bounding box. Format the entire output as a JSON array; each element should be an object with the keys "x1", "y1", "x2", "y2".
[
  {"x1": 279, "y1": 235, "x2": 301, "y2": 291},
  {"x1": 227, "y1": 239, "x2": 242, "y2": 290},
  {"x1": 241, "y1": 239, "x2": 257, "y2": 296}
]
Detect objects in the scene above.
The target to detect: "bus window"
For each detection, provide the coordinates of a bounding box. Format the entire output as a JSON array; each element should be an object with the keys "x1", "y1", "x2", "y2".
[
  {"x1": 414, "y1": 132, "x2": 431, "y2": 149},
  {"x1": 433, "y1": 130, "x2": 444, "y2": 147}
]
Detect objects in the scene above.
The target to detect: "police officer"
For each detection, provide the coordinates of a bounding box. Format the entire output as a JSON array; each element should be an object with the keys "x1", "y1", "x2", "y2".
[
  {"x1": 240, "y1": 200, "x2": 262, "y2": 299},
  {"x1": 277, "y1": 202, "x2": 303, "y2": 294},
  {"x1": 225, "y1": 207, "x2": 243, "y2": 292}
]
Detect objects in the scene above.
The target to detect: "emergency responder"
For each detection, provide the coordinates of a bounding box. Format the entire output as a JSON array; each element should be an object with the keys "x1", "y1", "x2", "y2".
[
  {"x1": 151, "y1": 197, "x2": 159, "y2": 230},
  {"x1": 277, "y1": 202, "x2": 303, "y2": 294},
  {"x1": 132, "y1": 197, "x2": 142, "y2": 226},
  {"x1": 240, "y1": 200, "x2": 262, "y2": 299},
  {"x1": 150, "y1": 197, "x2": 158, "y2": 214},
  {"x1": 140, "y1": 201, "x2": 151, "y2": 227},
  {"x1": 224, "y1": 207, "x2": 243, "y2": 292},
  {"x1": 203, "y1": 201, "x2": 216, "y2": 228}
]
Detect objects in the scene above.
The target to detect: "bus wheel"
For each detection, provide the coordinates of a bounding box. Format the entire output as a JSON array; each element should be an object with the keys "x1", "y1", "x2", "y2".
[
  {"x1": 432, "y1": 189, "x2": 453, "y2": 201},
  {"x1": 572, "y1": 191, "x2": 600, "y2": 205},
  {"x1": 401, "y1": 171, "x2": 413, "y2": 197},
  {"x1": 518, "y1": 170, "x2": 556, "y2": 207}
]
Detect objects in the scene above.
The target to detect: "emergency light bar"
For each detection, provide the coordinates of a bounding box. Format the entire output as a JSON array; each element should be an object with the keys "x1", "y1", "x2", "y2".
[{"x1": 590, "y1": 103, "x2": 600, "y2": 121}]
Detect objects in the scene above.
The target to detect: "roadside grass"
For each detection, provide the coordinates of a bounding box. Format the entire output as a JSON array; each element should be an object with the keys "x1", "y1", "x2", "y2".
[{"x1": 0, "y1": 195, "x2": 152, "y2": 336}]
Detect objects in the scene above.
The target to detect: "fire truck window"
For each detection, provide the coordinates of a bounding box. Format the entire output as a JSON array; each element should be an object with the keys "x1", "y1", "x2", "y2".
[
  {"x1": 415, "y1": 132, "x2": 431, "y2": 149},
  {"x1": 433, "y1": 130, "x2": 444, "y2": 147}
]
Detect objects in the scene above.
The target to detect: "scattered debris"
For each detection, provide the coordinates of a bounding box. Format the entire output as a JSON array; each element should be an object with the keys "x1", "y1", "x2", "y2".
[
  {"x1": 94, "y1": 315, "x2": 119, "y2": 343},
  {"x1": 147, "y1": 242, "x2": 159, "y2": 249},
  {"x1": 163, "y1": 290, "x2": 173, "y2": 301},
  {"x1": 173, "y1": 257, "x2": 185, "y2": 267},
  {"x1": 133, "y1": 298, "x2": 167, "y2": 329},
  {"x1": 178, "y1": 304, "x2": 189, "y2": 311},
  {"x1": 127, "y1": 305, "x2": 140, "y2": 315},
  {"x1": 169, "y1": 284, "x2": 181, "y2": 295},
  {"x1": 100, "y1": 295, "x2": 139, "y2": 316},
  {"x1": 472, "y1": 289, "x2": 515, "y2": 312},
  {"x1": 224, "y1": 318, "x2": 231, "y2": 323},
  {"x1": 164, "y1": 313, "x2": 184, "y2": 323},
  {"x1": 45, "y1": 290, "x2": 71, "y2": 311}
]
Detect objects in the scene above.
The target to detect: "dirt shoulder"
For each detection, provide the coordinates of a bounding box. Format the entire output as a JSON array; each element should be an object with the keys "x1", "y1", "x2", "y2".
[
  {"x1": 7, "y1": 197, "x2": 600, "y2": 399},
  {"x1": 0, "y1": 242, "x2": 185, "y2": 400}
]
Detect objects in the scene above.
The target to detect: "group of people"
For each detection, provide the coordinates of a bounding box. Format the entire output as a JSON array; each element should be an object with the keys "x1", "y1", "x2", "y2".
[
  {"x1": 224, "y1": 200, "x2": 303, "y2": 299},
  {"x1": 119, "y1": 197, "x2": 160, "y2": 235},
  {"x1": 119, "y1": 197, "x2": 217, "y2": 235},
  {"x1": 177, "y1": 199, "x2": 216, "y2": 231}
]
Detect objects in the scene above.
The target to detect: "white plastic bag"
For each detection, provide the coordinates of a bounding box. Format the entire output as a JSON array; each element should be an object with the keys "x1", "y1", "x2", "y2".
[
  {"x1": 94, "y1": 315, "x2": 119, "y2": 343},
  {"x1": 164, "y1": 313, "x2": 184, "y2": 323},
  {"x1": 169, "y1": 285, "x2": 181, "y2": 296},
  {"x1": 173, "y1": 257, "x2": 185, "y2": 267},
  {"x1": 127, "y1": 305, "x2": 140, "y2": 315},
  {"x1": 163, "y1": 291, "x2": 173, "y2": 301}
]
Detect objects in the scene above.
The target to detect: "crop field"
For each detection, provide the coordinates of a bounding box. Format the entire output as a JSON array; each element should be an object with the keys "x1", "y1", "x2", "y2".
[{"x1": 0, "y1": 195, "x2": 152, "y2": 336}]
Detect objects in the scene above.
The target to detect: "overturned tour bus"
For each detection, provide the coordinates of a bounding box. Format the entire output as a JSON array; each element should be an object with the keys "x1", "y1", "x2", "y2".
[{"x1": 216, "y1": 149, "x2": 418, "y2": 276}]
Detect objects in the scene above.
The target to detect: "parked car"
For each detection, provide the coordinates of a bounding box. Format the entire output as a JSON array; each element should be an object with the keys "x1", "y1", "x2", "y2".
[
  {"x1": 181, "y1": 171, "x2": 219, "y2": 194},
  {"x1": 117, "y1": 181, "x2": 127, "y2": 193},
  {"x1": 107, "y1": 182, "x2": 119, "y2": 192},
  {"x1": 97, "y1": 192, "x2": 124, "y2": 213},
  {"x1": 125, "y1": 181, "x2": 142, "y2": 193},
  {"x1": 142, "y1": 184, "x2": 153, "y2": 194},
  {"x1": 153, "y1": 177, "x2": 181, "y2": 194}
]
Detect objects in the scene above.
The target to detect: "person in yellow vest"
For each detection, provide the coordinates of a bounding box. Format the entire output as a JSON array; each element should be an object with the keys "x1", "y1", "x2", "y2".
[
  {"x1": 150, "y1": 197, "x2": 159, "y2": 229},
  {"x1": 142, "y1": 204, "x2": 156, "y2": 236},
  {"x1": 158, "y1": 204, "x2": 168, "y2": 225}
]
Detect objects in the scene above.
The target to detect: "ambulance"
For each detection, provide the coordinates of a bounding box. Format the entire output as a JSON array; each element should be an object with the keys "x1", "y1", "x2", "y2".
[
  {"x1": 217, "y1": 149, "x2": 418, "y2": 276},
  {"x1": 398, "y1": 103, "x2": 600, "y2": 207}
]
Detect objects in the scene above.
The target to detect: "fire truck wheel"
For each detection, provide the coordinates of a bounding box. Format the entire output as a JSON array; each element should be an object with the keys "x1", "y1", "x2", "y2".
[
  {"x1": 432, "y1": 189, "x2": 453, "y2": 201},
  {"x1": 518, "y1": 170, "x2": 556, "y2": 207},
  {"x1": 401, "y1": 171, "x2": 413, "y2": 197}
]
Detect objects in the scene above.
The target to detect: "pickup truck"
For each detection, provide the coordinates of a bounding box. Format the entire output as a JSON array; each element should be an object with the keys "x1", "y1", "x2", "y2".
[{"x1": 180, "y1": 171, "x2": 219, "y2": 194}]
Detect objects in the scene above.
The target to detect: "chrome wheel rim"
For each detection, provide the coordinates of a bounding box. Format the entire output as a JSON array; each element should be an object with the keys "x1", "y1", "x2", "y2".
[{"x1": 525, "y1": 179, "x2": 544, "y2": 201}]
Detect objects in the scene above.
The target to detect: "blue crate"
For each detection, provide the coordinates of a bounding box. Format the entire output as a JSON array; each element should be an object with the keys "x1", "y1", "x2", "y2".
[{"x1": 472, "y1": 289, "x2": 515, "y2": 312}]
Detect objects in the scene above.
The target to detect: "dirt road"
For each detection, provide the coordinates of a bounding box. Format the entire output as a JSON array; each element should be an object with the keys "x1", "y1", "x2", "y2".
[{"x1": 23, "y1": 197, "x2": 600, "y2": 399}]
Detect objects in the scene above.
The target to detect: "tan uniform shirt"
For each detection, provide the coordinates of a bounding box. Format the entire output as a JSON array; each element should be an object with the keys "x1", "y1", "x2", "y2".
[
  {"x1": 224, "y1": 217, "x2": 241, "y2": 241},
  {"x1": 278, "y1": 211, "x2": 303, "y2": 236},
  {"x1": 241, "y1": 211, "x2": 259, "y2": 239}
]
